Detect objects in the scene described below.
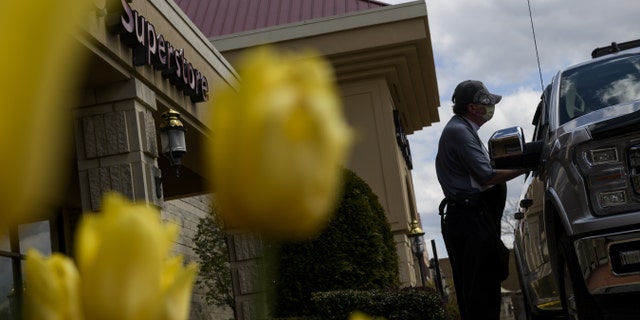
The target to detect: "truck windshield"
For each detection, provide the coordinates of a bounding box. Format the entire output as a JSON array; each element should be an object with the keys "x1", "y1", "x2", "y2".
[{"x1": 559, "y1": 53, "x2": 640, "y2": 124}]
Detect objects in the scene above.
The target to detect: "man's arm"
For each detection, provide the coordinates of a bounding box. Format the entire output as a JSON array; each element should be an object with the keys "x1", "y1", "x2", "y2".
[{"x1": 483, "y1": 168, "x2": 529, "y2": 187}]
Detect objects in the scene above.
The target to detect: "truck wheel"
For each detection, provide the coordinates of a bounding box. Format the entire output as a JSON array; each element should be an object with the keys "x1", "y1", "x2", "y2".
[{"x1": 557, "y1": 233, "x2": 601, "y2": 320}]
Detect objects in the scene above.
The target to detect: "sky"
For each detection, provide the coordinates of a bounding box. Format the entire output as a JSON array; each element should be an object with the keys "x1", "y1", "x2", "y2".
[{"x1": 380, "y1": 0, "x2": 639, "y2": 258}]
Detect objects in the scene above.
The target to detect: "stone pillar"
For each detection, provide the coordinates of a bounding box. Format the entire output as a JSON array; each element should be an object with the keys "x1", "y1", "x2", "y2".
[
  {"x1": 227, "y1": 231, "x2": 269, "y2": 320},
  {"x1": 395, "y1": 233, "x2": 419, "y2": 286},
  {"x1": 74, "y1": 78, "x2": 162, "y2": 210}
]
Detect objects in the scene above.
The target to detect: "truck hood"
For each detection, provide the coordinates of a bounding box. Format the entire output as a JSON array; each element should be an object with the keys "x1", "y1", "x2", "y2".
[{"x1": 558, "y1": 100, "x2": 640, "y2": 139}]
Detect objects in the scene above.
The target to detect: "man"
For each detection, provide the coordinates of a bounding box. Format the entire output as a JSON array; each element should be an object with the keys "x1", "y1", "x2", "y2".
[{"x1": 435, "y1": 80, "x2": 527, "y2": 319}]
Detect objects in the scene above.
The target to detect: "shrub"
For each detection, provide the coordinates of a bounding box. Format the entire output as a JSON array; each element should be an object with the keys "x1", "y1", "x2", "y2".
[
  {"x1": 311, "y1": 288, "x2": 446, "y2": 320},
  {"x1": 270, "y1": 169, "x2": 400, "y2": 317},
  {"x1": 193, "y1": 213, "x2": 235, "y2": 312}
]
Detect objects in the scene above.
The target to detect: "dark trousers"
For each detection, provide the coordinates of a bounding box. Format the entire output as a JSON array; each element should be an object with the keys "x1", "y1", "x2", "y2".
[{"x1": 442, "y1": 205, "x2": 501, "y2": 320}]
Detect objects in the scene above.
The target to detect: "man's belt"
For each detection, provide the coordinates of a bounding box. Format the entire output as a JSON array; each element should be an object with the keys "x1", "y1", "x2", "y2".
[{"x1": 439, "y1": 193, "x2": 483, "y2": 216}]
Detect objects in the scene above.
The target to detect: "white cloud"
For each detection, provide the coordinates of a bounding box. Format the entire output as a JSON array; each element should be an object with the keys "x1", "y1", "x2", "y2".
[{"x1": 402, "y1": 0, "x2": 640, "y2": 258}]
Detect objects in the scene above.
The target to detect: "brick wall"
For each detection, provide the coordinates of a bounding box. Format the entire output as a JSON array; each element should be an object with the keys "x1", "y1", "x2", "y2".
[{"x1": 163, "y1": 195, "x2": 234, "y2": 320}]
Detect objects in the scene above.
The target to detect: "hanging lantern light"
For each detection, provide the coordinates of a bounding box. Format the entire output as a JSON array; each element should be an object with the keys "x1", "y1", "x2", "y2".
[
  {"x1": 159, "y1": 109, "x2": 186, "y2": 177},
  {"x1": 408, "y1": 219, "x2": 427, "y2": 287}
]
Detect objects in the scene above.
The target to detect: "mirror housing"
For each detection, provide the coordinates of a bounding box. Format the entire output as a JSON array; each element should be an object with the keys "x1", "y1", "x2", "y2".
[{"x1": 489, "y1": 126, "x2": 543, "y2": 169}]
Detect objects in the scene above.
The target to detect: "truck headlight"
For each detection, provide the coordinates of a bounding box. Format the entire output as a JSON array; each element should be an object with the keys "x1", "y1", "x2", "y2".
[
  {"x1": 589, "y1": 147, "x2": 619, "y2": 164},
  {"x1": 576, "y1": 143, "x2": 632, "y2": 215},
  {"x1": 599, "y1": 190, "x2": 627, "y2": 207}
]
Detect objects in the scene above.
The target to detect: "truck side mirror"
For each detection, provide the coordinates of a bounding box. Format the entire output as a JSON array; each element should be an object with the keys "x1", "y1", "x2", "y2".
[{"x1": 489, "y1": 126, "x2": 543, "y2": 169}]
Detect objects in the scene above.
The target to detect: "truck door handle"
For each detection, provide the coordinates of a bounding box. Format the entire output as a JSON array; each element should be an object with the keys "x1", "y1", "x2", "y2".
[{"x1": 520, "y1": 198, "x2": 534, "y2": 208}]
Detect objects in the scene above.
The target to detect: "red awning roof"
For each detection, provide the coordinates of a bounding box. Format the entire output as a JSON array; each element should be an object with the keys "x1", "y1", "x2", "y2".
[{"x1": 173, "y1": 0, "x2": 388, "y2": 38}]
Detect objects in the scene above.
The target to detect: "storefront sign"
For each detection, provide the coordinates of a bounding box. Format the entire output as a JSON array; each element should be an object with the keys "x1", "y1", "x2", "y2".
[
  {"x1": 106, "y1": 0, "x2": 209, "y2": 103},
  {"x1": 393, "y1": 110, "x2": 413, "y2": 170}
]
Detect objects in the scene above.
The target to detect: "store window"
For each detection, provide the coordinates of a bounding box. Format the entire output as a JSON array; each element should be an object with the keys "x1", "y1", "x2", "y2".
[{"x1": 0, "y1": 220, "x2": 52, "y2": 320}]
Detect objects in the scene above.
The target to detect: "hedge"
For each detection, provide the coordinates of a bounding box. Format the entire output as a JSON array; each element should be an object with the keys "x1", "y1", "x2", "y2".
[{"x1": 311, "y1": 288, "x2": 447, "y2": 320}]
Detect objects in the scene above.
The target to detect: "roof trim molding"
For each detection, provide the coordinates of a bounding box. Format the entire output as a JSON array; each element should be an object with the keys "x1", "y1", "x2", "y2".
[
  {"x1": 211, "y1": 0, "x2": 441, "y2": 131},
  {"x1": 211, "y1": 1, "x2": 428, "y2": 51}
]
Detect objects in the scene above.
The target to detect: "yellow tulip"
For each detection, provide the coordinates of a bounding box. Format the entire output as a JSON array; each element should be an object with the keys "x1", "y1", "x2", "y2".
[
  {"x1": 0, "y1": 0, "x2": 89, "y2": 230},
  {"x1": 349, "y1": 311, "x2": 383, "y2": 320},
  {"x1": 23, "y1": 250, "x2": 82, "y2": 320},
  {"x1": 207, "y1": 46, "x2": 352, "y2": 239},
  {"x1": 24, "y1": 193, "x2": 198, "y2": 320},
  {"x1": 158, "y1": 256, "x2": 199, "y2": 320},
  {"x1": 75, "y1": 193, "x2": 196, "y2": 320}
]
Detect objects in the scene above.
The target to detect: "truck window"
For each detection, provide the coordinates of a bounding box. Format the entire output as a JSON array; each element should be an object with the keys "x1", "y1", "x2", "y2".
[
  {"x1": 559, "y1": 54, "x2": 640, "y2": 124},
  {"x1": 532, "y1": 85, "x2": 551, "y2": 142}
]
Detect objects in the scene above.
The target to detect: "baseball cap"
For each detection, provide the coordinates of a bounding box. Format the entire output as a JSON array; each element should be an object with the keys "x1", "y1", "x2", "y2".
[{"x1": 451, "y1": 80, "x2": 502, "y2": 105}]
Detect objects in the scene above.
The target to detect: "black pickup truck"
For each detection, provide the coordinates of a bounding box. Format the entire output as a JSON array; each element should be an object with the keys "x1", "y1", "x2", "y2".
[{"x1": 489, "y1": 40, "x2": 640, "y2": 320}]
